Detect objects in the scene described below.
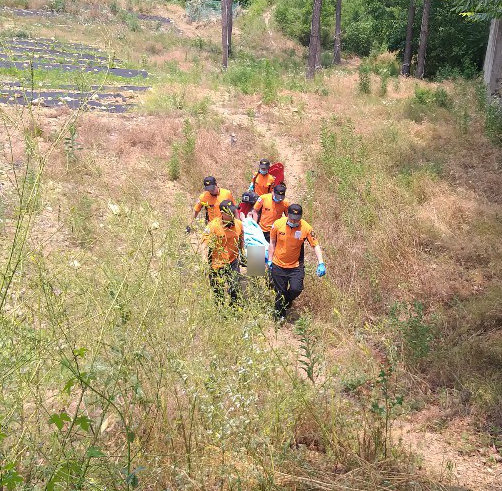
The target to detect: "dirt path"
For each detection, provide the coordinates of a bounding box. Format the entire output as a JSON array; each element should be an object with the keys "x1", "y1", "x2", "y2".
[
  {"x1": 396, "y1": 413, "x2": 502, "y2": 490},
  {"x1": 213, "y1": 95, "x2": 308, "y2": 357},
  {"x1": 213, "y1": 104, "x2": 305, "y2": 200}
]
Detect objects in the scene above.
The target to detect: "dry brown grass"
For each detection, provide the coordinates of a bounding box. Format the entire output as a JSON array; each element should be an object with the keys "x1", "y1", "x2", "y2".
[{"x1": 2, "y1": 5, "x2": 502, "y2": 487}]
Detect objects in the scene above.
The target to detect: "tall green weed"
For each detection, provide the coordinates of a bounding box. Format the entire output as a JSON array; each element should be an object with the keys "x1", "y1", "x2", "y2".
[
  {"x1": 485, "y1": 99, "x2": 502, "y2": 145},
  {"x1": 320, "y1": 118, "x2": 375, "y2": 230}
]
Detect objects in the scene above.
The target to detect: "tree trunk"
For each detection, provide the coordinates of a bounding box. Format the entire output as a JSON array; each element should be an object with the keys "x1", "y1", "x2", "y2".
[
  {"x1": 416, "y1": 0, "x2": 432, "y2": 79},
  {"x1": 316, "y1": 35, "x2": 322, "y2": 69},
  {"x1": 221, "y1": 0, "x2": 229, "y2": 68},
  {"x1": 484, "y1": 18, "x2": 502, "y2": 97},
  {"x1": 333, "y1": 0, "x2": 342, "y2": 64},
  {"x1": 228, "y1": 0, "x2": 233, "y2": 56},
  {"x1": 401, "y1": 0, "x2": 415, "y2": 76},
  {"x1": 307, "y1": 0, "x2": 323, "y2": 79}
]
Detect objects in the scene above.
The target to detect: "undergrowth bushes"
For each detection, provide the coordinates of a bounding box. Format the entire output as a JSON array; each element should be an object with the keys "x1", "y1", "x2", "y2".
[
  {"x1": 403, "y1": 85, "x2": 453, "y2": 122},
  {"x1": 485, "y1": 98, "x2": 502, "y2": 145},
  {"x1": 0, "y1": 199, "x2": 423, "y2": 489},
  {"x1": 141, "y1": 86, "x2": 212, "y2": 117},
  {"x1": 0, "y1": 104, "x2": 437, "y2": 489},
  {"x1": 308, "y1": 82, "x2": 502, "y2": 448}
]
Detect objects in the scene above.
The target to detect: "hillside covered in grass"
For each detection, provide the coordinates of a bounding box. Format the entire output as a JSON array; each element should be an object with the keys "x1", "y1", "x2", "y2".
[{"x1": 0, "y1": 0, "x2": 501, "y2": 489}]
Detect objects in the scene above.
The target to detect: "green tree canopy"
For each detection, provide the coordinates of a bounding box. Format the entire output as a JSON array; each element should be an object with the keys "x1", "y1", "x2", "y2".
[
  {"x1": 274, "y1": 0, "x2": 489, "y2": 78},
  {"x1": 453, "y1": 0, "x2": 502, "y2": 20}
]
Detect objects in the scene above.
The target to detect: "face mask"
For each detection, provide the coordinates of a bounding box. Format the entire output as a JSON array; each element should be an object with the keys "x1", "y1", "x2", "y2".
[
  {"x1": 272, "y1": 195, "x2": 282, "y2": 203},
  {"x1": 259, "y1": 169, "x2": 268, "y2": 175},
  {"x1": 287, "y1": 220, "x2": 299, "y2": 228}
]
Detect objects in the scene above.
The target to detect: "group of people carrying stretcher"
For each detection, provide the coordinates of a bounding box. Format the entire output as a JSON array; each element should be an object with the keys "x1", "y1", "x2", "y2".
[{"x1": 191, "y1": 158, "x2": 326, "y2": 322}]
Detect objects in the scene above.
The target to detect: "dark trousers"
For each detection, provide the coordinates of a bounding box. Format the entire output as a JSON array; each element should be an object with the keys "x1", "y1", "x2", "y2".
[
  {"x1": 209, "y1": 259, "x2": 240, "y2": 304},
  {"x1": 270, "y1": 263, "x2": 304, "y2": 318}
]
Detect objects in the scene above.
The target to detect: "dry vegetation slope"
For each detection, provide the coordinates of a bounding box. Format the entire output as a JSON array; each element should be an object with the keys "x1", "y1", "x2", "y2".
[{"x1": 1, "y1": 2, "x2": 502, "y2": 490}]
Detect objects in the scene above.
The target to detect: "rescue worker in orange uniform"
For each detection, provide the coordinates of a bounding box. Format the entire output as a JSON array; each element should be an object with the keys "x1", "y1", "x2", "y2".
[
  {"x1": 251, "y1": 184, "x2": 289, "y2": 242},
  {"x1": 203, "y1": 200, "x2": 244, "y2": 304},
  {"x1": 267, "y1": 204, "x2": 326, "y2": 321},
  {"x1": 248, "y1": 159, "x2": 276, "y2": 196},
  {"x1": 238, "y1": 191, "x2": 259, "y2": 220},
  {"x1": 193, "y1": 176, "x2": 237, "y2": 223}
]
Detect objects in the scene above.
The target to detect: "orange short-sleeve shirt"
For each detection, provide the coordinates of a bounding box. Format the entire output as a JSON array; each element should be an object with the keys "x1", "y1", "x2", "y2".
[
  {"x1": 253, "y1": 193, "x2": 290, "y2": 232},
  {"x1": 270, "y1": 217, "x2": 318, "y2": 268},
  {"x1": 194, "y1": 188, "x2": 235, "y2": 222},
  {"x1": 251, "y1": 172, "x2": 275, "y2": 196},
  {"x1": 203, "y1": 217, "x2": 243, "y2": 269}
]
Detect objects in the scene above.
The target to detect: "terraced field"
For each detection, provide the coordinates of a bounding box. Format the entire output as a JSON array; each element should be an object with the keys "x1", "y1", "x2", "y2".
[
  {"x1": 0, "y1": 7, "x2": 177, "y2": 113},
  {"x1": 0, "y1": 36, "x2": 150, "y2": 112}
]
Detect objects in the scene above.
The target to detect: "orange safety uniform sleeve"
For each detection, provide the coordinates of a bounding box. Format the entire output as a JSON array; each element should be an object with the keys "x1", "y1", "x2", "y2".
[
  {"x1": 270, "y1": 220, "x2": 278, "y2": 242},
  {"x1": 194, "y1": 192, "x2": 206, "y2": 212},
  {"x1": 306, "y1": 227, "x2": 319, "y2": 247},
  {"x1": 270, "y1": 217, "x2": 319, "y2": 268},
  {"x1": 253, "y1": 197, "x2": 264, "y2": 211}
]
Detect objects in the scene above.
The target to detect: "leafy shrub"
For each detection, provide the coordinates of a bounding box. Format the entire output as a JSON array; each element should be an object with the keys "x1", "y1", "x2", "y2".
[
  {"x1": 389, "y1": 301, "x2": 434, "y2": 363},
  {"x1": 435, "y1": 59, "x2": 479, "y2": 81},
  {"x1": 379, "y1": 73, "x2": 389, "y2": 96},
  {"x1": 182, "y1": 119, "x2": 196, "y2": 162},
  {"x1": 224, "y1": 60, "x2": 263, "y2": 95},
  {"x1": 433, "y1": 88, "x2": 451, "y2": 108},
  {"x1": 0, "y1": 29, "x2": 30, "y2": 39},
  {"x1": 485, "y1": 99, "x2": 502, "y2": 146},
  {"x1": 121, "y1": 11, "x2": 141, "y2": 32},
  {"x1": 168, "y1": 144, "x2": 180, "y2": 181},
  {"x1": 110, "y1": 0, "x2": 119, "y2": 14},
  {"x1": 320, "y1": 51, "x2": 333, "y2": 67},
  {"x1": 408, "y1": 85, "x2": 453, "y2": 115},
  {"x1": 343, "y1": 17, "x2": 375, "y2": 56},
  {"x1": 367, "y1": 51, "x2": 400, "y2": 78},
  {"x1": 224, "y1": 59, "x2": 283, "y2": 98},
  {"x1": 358, "y1": 66, "x2": 371, "y2": 94},
  {"x1": 49, "y1": 0, "x2": 66, "y2": 12},
  {"x1": 69, "y1": 194, "x2": 95, "y2": 247},
  {"x1": 262, "y1": 61, "x2": 278, "y2": 105},
  {"x1": 189, "y1": 96, "x2": 211, "y2": 116}
]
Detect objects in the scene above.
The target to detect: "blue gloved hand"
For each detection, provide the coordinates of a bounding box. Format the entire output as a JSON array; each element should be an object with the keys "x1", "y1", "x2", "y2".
[
  {"x1": 316, "y1": 262, "x2": 326, "y2": 277},
  {"x1": 248, "y1": 183, "x2": 255, "y2": 192},
  {"x1": 267, "y1": 260, "x2": 273, "y2": 268}
]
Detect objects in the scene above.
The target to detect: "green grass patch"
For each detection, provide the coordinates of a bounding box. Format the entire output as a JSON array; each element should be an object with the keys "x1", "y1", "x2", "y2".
[
  {"x1": 0, "y1": 66, "x2": 148, "y2": 88},
  {"x1": 402, "y1": 85, "x2": 453, "y2": 123}
]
